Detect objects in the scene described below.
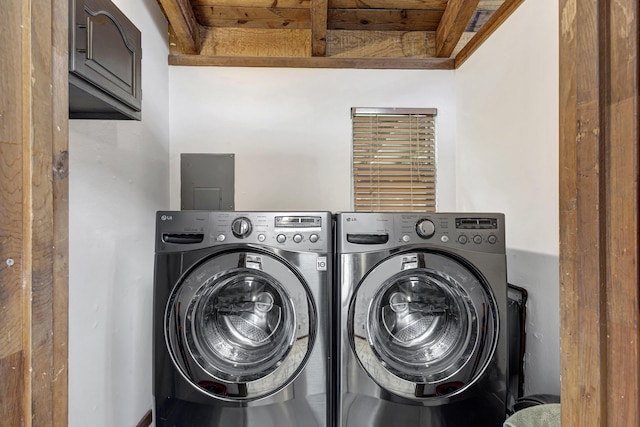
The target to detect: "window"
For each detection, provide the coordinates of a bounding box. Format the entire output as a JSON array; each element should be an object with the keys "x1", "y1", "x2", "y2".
[{"x1": 351, "y1": 108, "x2": 437, "y2": 212}]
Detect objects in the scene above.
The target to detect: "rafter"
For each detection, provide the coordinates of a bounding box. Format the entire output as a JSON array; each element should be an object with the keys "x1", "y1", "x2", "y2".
[
  {"x1": 311, "y1": 0, "x2": 329, "y2": 55},
  {"x1": 328, "y1": 9, "x2": 442, "y2": 31},
  {"x1": 155, "y1": 0, "x2": 525, "y2": 67},
  {"x1": 453, "y1": 0, "x2": 524, "y2": 67},
  {"x1": 435, "y1": 0, "x2": 480, "y2": 57},
  {"x1": 157, "y1": 0, "x2": 201, "y2": 54}
]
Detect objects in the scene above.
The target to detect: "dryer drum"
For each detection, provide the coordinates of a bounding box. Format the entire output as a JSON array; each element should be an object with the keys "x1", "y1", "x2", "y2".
[
  {"x1": 369, "y1": 272, "x2": 476, "y2": 371},
  {"x1": 367, "y1": 270, "x2": 477, "y2": 383},
  {"x1": 186, "y1": 271, "x2": 297, "y2": 383}
]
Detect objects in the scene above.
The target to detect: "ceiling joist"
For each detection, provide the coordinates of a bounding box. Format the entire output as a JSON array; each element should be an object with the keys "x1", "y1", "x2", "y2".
[
  {"x1": 158, "y1": 0, "x2": 526, "y2": 69},
  {"x1": 454, "y1": 0, "x2": 524, "y2": 67},
  {"x1": 311, "y1": 0, "x2": 329, "y2": 56},
  {"x1": 436, "y1": 0, "x2": 481, "y2": 57},
  {"x1": 157, "y1": 0, "x2": 201, "y2": 54}
]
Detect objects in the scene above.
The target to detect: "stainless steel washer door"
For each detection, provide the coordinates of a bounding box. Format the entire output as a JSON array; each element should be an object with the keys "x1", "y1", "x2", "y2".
[
  {"x1": 350, "y1": 251, "x2": 498, "y2": 400},
  {"x1": 166, "y1": 251, "x2": 314, "y2": 401}
]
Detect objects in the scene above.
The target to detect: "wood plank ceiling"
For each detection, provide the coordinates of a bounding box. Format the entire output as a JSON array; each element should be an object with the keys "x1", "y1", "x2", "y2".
[{"x1": 157, "y1": 0, "x2": 525, "y2": 69}]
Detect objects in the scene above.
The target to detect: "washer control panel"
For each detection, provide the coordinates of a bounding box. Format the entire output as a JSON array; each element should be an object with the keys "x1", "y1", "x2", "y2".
[
  {"x1": 337, "y1": 212, "x2": 505, "y2": 253},
  {"x1": 212, "y1": 213, "x2": 329, "y2": 251},
  {"x1": 156, "y1": 211, "x2": 331, "y2": 253}
]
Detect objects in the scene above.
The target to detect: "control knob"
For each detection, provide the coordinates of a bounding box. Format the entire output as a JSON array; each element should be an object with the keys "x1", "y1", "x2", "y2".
[
  {"x1": 416, "y1": 219, "x2": 436, "y2": 239},
  {"x1": 231, "y1": 217, "x2": 252, "y2": 238}
]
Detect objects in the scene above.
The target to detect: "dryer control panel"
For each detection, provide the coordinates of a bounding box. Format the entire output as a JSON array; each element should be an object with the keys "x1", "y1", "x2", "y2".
[
  {"x1": 336, "y1": 212, "x2": 505, "y2": 254},
  {"x1": 156, "y1": 211, "x2": 332, "y2": 253}
]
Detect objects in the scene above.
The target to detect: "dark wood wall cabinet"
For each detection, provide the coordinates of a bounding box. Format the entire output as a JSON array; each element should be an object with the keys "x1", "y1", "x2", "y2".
[{"x1": 69, "y1": 0, "x2": 142, "y2": 120}]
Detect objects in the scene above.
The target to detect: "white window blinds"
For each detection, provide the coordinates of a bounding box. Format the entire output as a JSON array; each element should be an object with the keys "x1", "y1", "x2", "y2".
[{"x1": 351, "y1": 108, "x2": 437, "y2": 212}]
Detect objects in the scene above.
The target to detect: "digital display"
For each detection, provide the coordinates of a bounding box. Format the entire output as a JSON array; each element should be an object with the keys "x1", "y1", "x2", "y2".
[
  {"x1": 455, "y1": 218, "x2": 498, "y2": 229},
  {"x1": 275, "y1": 216, "x2": 322, "y2": 228}
]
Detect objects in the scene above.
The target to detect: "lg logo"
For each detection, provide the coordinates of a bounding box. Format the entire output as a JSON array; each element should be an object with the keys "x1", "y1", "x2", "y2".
[
  {"x1": 345, "y1": 217, "x2": 357, "y2": 222},
  {"x1": 161, "y1": 215, "x2": 173, "y2": 221}
]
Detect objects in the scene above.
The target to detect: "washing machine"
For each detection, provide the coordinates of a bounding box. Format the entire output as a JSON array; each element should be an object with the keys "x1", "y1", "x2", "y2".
[
  {"x1": 153, "y1": 211, "x2": 332, "y2": 427},
  {"x1": 335, "y1": 212, "x2": 508, "y2": 427}
]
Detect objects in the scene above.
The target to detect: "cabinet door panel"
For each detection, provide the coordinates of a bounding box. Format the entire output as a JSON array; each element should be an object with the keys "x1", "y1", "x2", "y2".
[
  {"x1": 86, "y1": 11, "x2": 135, "y2": 93},
  {"x1": 69, "y1": 0, "x2": 141, "y2": 118}
]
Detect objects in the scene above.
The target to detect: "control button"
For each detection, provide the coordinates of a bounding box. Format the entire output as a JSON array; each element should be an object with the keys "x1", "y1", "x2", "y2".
[
  {"x1": 458, "y1": 235, "x2": 468, "y2": 244},
  {"x1": 231, "y1": 217, "x2": 252, "y2": 238},
  {"x1": 441, "y1": 235, "x2": 449, "y2": 243},
  {"x1": 217, "y1": 234, "x2": 226, "y2": 242},
  {"x1": 416, "y1": 219, "x2": 436, "y2": 238},
  {"x1": 473, "y1": 235, "x2": 483, "y2": 244},
  {"x1": 402, "y1": 235, "x2": 411, "y2": 243},
  {"x1": 488, "y1": 234, "x2": 497, "y2": 244},
  {"x1": 258, "y1": 234, "x2": 266, "y2": 242},
  {"x1": 309, "y1": 234, "x2": 319, "y2": 243},
  {"x1": 293, "y1": 234, "x2": 303, "y2": 243},
  {"x1": 276, "y1": 234, "x2": 286, "y2": 243}
]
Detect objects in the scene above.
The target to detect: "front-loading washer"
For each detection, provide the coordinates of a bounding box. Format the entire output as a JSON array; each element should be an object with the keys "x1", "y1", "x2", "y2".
[
  {"x1": 335, "y1": 212, "x2": 508, "y2": 427},
  {"x1": 153, "y1": 211, "x2": 332, "y2": 427}
]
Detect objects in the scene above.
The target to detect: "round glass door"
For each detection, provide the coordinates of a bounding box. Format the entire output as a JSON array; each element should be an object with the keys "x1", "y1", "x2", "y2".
[
  {"x1": 166, "y1": 251, "x2": 314, "y2": 400},
  {"x1": 186, "y1": 270, "x2": 296, "y2": 382},
  {"x1": 350, "y1": 252, "x2": 498, "y2": 399}
]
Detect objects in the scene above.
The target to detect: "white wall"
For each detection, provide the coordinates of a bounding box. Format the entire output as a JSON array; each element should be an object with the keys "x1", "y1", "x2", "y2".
[
  {"x1": 68, "y1": 0, "x2": 170, "y2": 425},
  {"x1": 455, "y1": 0, "x2": 560, "y2": 396},
  {"x1": 169, "y1": 68, "x2": 457, "y2": 212}
]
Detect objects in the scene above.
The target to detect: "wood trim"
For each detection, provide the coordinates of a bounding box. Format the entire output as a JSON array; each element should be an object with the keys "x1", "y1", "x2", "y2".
[
  {"x1": 136, "y1": 409, "x2": 153, "y2": 427},
  {"x1": 311, "y1": 0, "x2": 328, "y2": 56},
  {"x1": 453, "y1": 0, "x2": 523, "y2": 68},
  {"x1": 168, "y1": 53, "x2": 454, "y2": 69},
  {"x1": 603, "y1": 0, "x2": 639, "y2": 424},
  {"x1": 558, "y1": 0, "x2": 578, "y2": 423},
  {"x1": 435, "y1": 0, "x2": 481, "y2": 58},
  {"x1": 28, "y1": 0, "x2": 70, "y2": 425},
  {"x1": 560, "y1": 0, "x2": 640, "y2": 425},
  {"x1": 157, "y1": 0, "x2": 201, "y2": 54},
  {"x1": 52, "y1": 0, "x2": 69, "y2": 424}
]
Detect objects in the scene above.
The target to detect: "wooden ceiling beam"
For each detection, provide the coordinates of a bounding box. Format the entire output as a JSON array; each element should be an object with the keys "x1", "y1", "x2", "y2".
[
  {"x1": 169, "y1": 53, "x2": 454, "y2": 69},
  {"x1": 453, "y1": 0, "x2": 524, "y2": 67},
  {"x1": 328, "y1": 9, "x2": 442, "y2": 31},
  {"x1": 157, "y1": 0, "x2": 201, "y2": 54},
  {"x1": 194, "y1": 6, "x2": 311, "y2": 28},
  {"x1": 311, "y1": 0, "x2": 329, "y2": 55},
  {"x1": 329, "y1": 0, "x2": 447, "y2": 9},
  {"x1": 435, "y1": 0, "x2": 481, "y2": 57},
  {"x1": 192, "y1": 0, "x2": 310, "y2": 6}
]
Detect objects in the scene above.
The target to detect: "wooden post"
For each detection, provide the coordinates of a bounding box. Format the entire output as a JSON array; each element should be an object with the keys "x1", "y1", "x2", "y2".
[
  {"x1": 0, "y1": 0, "x2": 69, "y2": 425},
  {"x1": 559, "y1": 0, "x2": 639, "y2": 425}
]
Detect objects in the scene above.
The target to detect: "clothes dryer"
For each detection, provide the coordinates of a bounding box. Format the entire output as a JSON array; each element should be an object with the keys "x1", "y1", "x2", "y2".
[
  {"x1": 153, "y1": 211, "x2": 332, "y2": 427},
  {"x1": 335, "y1": 212, "x2": 508, "y2": 427}
]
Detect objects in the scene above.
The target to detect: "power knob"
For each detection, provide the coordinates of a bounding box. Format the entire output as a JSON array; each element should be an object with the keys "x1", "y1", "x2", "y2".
[
  {"x1": 416, "y1": 219, "x2": 436, "y2": 239},
  {"x1": 231, "y1": 217, "x2": 252, "y2": 238}
]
